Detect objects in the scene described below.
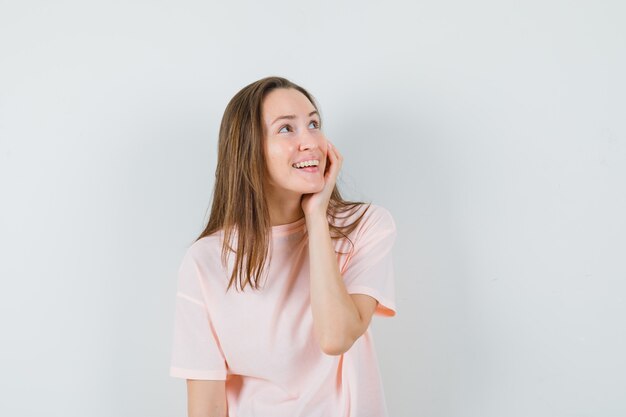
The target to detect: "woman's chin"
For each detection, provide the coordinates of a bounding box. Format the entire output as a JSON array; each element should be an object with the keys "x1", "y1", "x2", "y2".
[{"x1": 302, "y1": 182, "x2": 325, "y2": 194}]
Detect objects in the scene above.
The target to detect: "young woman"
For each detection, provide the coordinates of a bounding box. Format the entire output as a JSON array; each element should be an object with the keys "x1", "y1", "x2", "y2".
[{"x1": 169, "y1": 76, "x2": 398, "y2": 417}]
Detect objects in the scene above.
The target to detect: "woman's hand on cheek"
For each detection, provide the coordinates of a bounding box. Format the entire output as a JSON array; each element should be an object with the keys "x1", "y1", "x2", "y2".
[{"x1": 301, "y1": 141, "x2": 343, "y2": 217}]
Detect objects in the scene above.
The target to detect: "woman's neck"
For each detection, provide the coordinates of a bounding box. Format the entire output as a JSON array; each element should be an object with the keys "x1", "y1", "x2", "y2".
[{"x1": 266, "y1": 193, "x2": 305, "y2": 226}]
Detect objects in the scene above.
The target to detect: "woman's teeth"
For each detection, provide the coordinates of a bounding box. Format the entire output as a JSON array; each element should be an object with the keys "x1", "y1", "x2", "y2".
[{"x1": 292, "y1": 160, "x2": 319, "y2": 169}]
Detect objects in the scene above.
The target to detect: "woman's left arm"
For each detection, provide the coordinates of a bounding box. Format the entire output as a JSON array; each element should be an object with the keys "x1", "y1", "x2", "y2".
[
  {"x1": 303, "y1": 142, "x2": 378, "y2": 356},
  {"x1": 306, "y1": 213, "x2": 378, "y2": 355}
]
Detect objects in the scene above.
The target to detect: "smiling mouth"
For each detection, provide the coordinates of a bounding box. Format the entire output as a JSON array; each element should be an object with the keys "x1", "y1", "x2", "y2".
[
  {"x1": 293, "y1": 166, "x2": 319, "y2": 173},
  {"x1": 292, "y1": 159, "x2": 320, "y2": 169}
]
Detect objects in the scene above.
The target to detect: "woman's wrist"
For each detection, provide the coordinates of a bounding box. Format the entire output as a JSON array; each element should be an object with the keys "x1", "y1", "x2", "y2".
[{"x1": 305, "y1": 211, "x2": 329, "y2": 229}]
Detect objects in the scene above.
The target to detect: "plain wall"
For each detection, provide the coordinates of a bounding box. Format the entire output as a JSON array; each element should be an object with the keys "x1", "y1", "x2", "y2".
[{"x1": 1, "y1": 1, "x2": 625, "y2": 416}]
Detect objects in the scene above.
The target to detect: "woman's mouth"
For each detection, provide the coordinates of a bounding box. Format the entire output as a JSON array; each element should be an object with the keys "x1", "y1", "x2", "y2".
[
  {"x1": 292, "y1": 159, "x2": 320, "y2": 173},
  {"x1": 294, "y1": 166, "x2": 319, "y2": 173}
]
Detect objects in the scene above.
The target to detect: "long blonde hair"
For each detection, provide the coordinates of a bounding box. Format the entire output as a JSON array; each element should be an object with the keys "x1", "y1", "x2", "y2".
[{"x1": 196, "y1": 76, "x2": 370, "y2": 291}]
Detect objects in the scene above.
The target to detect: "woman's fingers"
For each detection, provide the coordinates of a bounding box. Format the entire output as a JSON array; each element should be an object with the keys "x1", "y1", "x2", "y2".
[
  {"x1": 325, "y1": 142, "x2": 337, "y2": 180},
  {"x1": 328, "y1": 142, "x2": 342, "y2": 174}
]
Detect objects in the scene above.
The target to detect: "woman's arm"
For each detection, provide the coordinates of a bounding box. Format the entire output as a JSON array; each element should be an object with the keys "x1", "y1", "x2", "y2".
[
  {"x1": 302, "y1": 142, "x2": 378, "y2": 356},
  {"x1": 306, "y1": 213, "x2": 378, "y2": 355},
  {"x1": 186, "y1": 379, "x2": 227, "y2": 417}
]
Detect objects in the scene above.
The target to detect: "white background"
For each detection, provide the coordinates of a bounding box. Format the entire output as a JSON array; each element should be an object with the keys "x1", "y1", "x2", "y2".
[{"x1": 1, "y1": 1, "x2": 625, "y2": 416}]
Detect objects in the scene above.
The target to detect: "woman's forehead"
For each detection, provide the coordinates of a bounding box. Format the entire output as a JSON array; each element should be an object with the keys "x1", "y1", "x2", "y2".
[{"x1": 263, "y1": 88, "x2": 317, "y2": 124}]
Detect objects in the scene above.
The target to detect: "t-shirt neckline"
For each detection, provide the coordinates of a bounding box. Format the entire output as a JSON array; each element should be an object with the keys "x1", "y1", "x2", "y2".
[{"x1": 271, "y1": 216, "x2": 306, "y2": 237}]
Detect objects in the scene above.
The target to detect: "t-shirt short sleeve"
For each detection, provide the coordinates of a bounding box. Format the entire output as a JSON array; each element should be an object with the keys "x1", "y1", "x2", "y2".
[
  {"x1": 341, "y1": 205, "x2": 398, "y2": 317},
  {"x1": 169, "y1": 247, "x2": 228, "y2": 380}
]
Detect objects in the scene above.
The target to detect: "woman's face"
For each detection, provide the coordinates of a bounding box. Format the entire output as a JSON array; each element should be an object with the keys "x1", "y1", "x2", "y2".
[{"x1": 262, "y1": 88, "x2": 328, "y2": 199}]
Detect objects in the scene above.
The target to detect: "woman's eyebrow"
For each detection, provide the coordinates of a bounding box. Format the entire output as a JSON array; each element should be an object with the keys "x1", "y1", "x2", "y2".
[{"x1": 271, "y1": 110, "x2": 319, "y2": 126}]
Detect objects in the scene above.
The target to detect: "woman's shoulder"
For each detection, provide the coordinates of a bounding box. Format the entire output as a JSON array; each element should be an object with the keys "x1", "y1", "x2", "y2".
[
  {"x1": 183, "y1": 233, "x2": 225, "y2": 265},
  {"x1": 335, "y1": 202, "x2": 394, "y2": 224},
  {"x1": 363, "y1": 203, "x2": 394, "y2": 221},
  {"x1": 358, "y1": 203, "x2": 396, "y2": 235},
  {"x1": 330, "y1": 202, "x2": 396, "y2": 239}
]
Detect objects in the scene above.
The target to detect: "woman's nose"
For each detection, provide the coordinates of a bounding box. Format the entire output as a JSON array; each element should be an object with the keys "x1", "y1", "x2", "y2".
[{"x1": 298, "y1": 130, "x2": 326, "y2": 151}]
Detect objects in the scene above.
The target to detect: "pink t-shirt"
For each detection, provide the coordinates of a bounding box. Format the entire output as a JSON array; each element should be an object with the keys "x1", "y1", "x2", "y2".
[{"x1": 169, "y1": 203, "x2": 397, "y2": 417}]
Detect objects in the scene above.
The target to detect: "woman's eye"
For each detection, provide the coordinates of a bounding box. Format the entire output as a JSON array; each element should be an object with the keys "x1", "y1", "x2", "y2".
[{"x1": 278, "y1": 121, "x2": 319, "y2": 134}]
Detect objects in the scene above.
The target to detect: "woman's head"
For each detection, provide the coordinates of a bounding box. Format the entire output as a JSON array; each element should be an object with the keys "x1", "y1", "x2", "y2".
[
  {"x1": 215, "y1": 76, "x2": 328, "y2": 205},
  {"x1": 198, "y1": 76, "x2": 370, "y2": 291},
  {"x1": 262, "y1": 87, "x2": 328, "y2": 199}
]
